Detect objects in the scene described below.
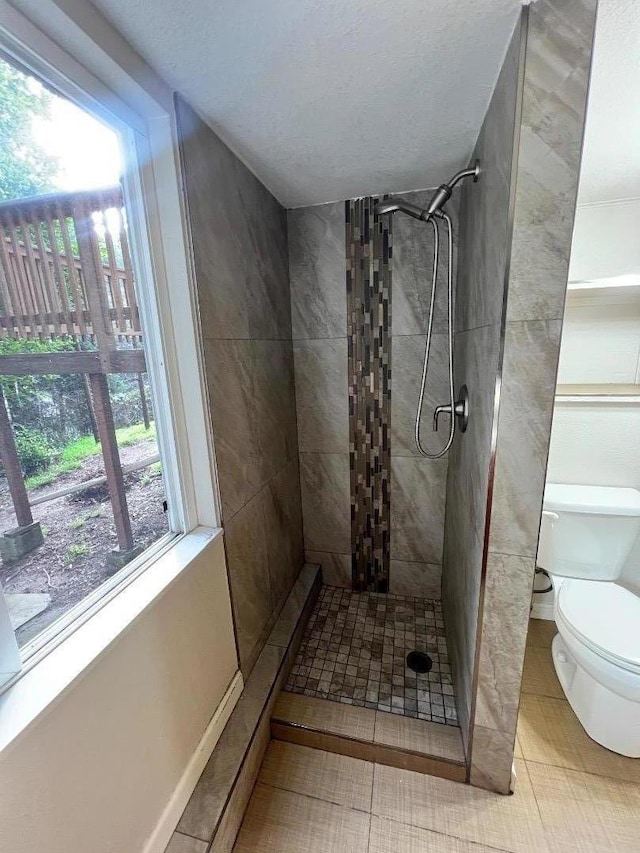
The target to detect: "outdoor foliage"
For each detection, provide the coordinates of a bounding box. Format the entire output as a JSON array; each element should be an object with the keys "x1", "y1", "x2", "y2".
[
  {"x1": 0, "y1": 338, "x2": 94, "y2": 447},
  {"x1": 14, "y1": 425, "x2": 51, "y2": 475},
  {"x1": 0, "y1": 57, "x2": 59, "y2": 202},
  {"x1": 0, "y1": 338, "x2": 151, "y2": 462},
  {"x1": 24, "y1": 421, "x2": 157, "y2": 490}
]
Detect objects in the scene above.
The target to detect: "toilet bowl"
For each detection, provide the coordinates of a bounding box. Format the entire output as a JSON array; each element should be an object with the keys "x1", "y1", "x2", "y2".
[
  {"x1": 535, "y1": 483, "x2": 640, "y2": 757},
  {"x1": 553, "y1": 580, "x2": 640, "y2": 757}
]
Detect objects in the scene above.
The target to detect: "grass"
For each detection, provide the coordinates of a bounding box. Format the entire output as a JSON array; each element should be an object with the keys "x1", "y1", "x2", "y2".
[
  {"x1": 68, "y1": 507, "x2": 105, "y2": 529},
  {"x1": 117, "y1": 421, "x2": 156, "y2": 448},
  {"x1": 26, "y1": 421, "x2": 157, "y2": 491},
  {"x1": 66, "y1": 542, "x2": 90, "y2": 564},
  {"x1": 140, "y1": 460, "x2": 162, "y2": 486},
  {"x1": 25, "y1": 470, "x2": 58, "y2": 490}
]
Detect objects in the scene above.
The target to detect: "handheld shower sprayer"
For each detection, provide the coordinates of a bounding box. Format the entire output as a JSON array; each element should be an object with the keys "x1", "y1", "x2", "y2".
[{"x1": 375, "y1": 160, "x2": 480, "y2": 458}]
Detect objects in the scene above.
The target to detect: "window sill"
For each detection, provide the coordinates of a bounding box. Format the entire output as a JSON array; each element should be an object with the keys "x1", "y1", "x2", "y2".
[{"x1": 0, "y1": 526, "x2": 222, "y2": 755}]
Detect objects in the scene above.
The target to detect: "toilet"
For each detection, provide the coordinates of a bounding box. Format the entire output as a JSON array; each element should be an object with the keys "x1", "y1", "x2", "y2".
[{"x1": 536, "y1": 483, "x2": 640, "y2": 757}]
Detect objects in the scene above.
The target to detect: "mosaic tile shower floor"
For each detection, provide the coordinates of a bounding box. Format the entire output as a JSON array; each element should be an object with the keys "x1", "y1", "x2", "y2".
[{"x1": 284, "y1": 585, "x2": 458, "y2": 726}]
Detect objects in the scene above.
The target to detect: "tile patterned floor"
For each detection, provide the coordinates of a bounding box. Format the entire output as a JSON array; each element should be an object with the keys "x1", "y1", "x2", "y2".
[
  {"x1": 234, "y1": 617, "x2": 640, "y2": 852},
  {"x1": 284, "y1": 585, "x2": 457, "y2": 726}
]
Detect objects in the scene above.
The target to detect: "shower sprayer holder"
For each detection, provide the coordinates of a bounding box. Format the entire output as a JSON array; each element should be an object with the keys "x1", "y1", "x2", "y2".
[{"x1": 433, "y1": 385, "x2": 469, "y2": 434}]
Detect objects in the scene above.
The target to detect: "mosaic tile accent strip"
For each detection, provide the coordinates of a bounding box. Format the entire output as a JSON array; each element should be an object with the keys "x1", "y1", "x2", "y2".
[
  {"x1": 284, "y1": 585, "x2": 458, "y2": 726},
  {"x1": 346, "y1": 198, "x2": 392, "y2": 592}
]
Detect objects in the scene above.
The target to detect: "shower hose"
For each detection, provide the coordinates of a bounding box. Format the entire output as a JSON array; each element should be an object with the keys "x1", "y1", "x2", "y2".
[{"x1": 415, "y1": 210, "x2": 455, "y2": 458}]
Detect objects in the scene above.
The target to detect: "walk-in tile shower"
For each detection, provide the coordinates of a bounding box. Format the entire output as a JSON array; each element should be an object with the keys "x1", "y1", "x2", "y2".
[
  {"x1": 288, "y1": 169, "x2": 482, "y2": 731},
  {"x1": 287, "y1": 0, "x2": 595, "y2": 793},
  {"x1": 290, "y1": 166, "x2": 473, "y2": 732}
]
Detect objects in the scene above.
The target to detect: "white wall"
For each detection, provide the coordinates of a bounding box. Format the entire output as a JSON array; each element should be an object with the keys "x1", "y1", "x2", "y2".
[
  {"x1": 547, "y1": 402, "x2": 640, "y2": 488},
  {"x1": 556, "y1": 300, "x2": 640, "y2": 386},
  {"x1": 569, "y1": 199, "x2": 640, "y2": 282},
  {"x1": 0, "y1": 533, "x2": 238, "y2": 853},
  {"x1": 548, "y1": 198, "x2": 640, "y2": 589},
  {"x1": 551, "y1": 287, "x2": 640, "y2": 490}
]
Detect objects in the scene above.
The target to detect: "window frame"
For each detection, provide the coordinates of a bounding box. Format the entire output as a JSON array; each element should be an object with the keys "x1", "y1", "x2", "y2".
[{"x1": 0, "y1": 1, "x2": 220, "y2": 682}]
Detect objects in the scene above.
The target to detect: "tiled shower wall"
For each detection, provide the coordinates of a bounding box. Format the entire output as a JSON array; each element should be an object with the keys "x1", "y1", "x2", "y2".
[
  {"x1": 289, "y1": 192, "x2": 457, "y2": 599},
  {"x1": 470, "y1": 0, "x2": 597, "y2": 794},
  {"x1": 442, "y1": 16, "x2": 524, "y2": 751},
  {"x1": 444, "y1": 0, "x2": 596, "y2": 794},
  {"x1": 176, "y1": 97, "x2": 304, "y2": 676}
]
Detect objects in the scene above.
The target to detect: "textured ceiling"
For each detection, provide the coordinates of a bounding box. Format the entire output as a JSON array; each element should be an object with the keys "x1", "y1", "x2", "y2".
[
  {"x1": 578, "y1": 0, "x2": 640, "y2": 204},
  {"x1": 84, "y1": 0, "x2": 522, "y2": 207}
]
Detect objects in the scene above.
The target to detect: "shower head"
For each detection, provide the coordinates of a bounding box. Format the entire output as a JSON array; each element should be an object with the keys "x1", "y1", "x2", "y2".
[{"x1": 376, "y1": 160, "x2": 480, "y2": 221}]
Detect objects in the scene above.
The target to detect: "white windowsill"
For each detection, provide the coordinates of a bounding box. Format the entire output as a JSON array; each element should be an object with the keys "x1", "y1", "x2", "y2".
[{"x1": 0, "y1": 526, "x2": 222, "y2": 755}]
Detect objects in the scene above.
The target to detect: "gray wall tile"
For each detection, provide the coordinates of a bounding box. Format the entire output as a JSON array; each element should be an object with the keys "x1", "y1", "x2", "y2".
[
  {"x1": 299, "y1": 452, "x2": 350, "y2": 554},
  {"x1": 454, "y1": 23, "x2": 521, "y2": 334},
  {"x1": 305, "y1": 551, "x2": 352, "y2": 588},
  {"x1": 293, "y1": 338, "x2": 349, "y2": 453},
  {"x1": 264, "y1": 460, "x2": 305, "y2": 610},
  {"x1": 469, "y1": 554, "x2": 534, "y2": 796},
  {"x1": 389, "y1": 560, "x2": 441, "y2": 599},
  {"x1": 442, "y1": 519, "x2": 483, "y2": 746},
  {"x1": 507, "y1": 128, "x2": 579, "y2": 321},
  {"x1": 203, "y1": 338, "x2": 262, "y2": 520},
  {"x1": 204, "y1": 338, "x2": 299, "y2": 523},
  {"x1": 176, "y1": 97, "x2": 290, "y2": 342},
  {"x1": 390, "y1": 456, "x2": 447, "y2": 565},
  {"x1": 391, "y1": 190, "x2": 458, "y2": 336},
  {"x1": 469, "y1": 725, "x2": 516, "y2": 795},
  {"x1": 467, "y1": 0, "x2": 597, "y2": 795},
  {"x1": 224, "y1": 492, "x2": 273, "y2": 670},
  {"x1": 474, "y1": 553, "x2": 534, "y2": 737},
  {"x1": 391, "y1": 334, "x2": 450, "y2": 458},
  {"x1": 288, "y1": 202, "x2": 347, "y2": 340},
  {"x1": 448, "y1": 324, "x2": 501, "y2": 541},
  {"x1": 252, "y1": 339, "x2": 299, "y2": 486},
  {"x1": 176, "y1": 96, "x2": 304, "y2": 676},
  {"x1": 290, "y1": 190, "x2": 461, "y2": 585},
  {"x1": 488, "y1": 320, "x2": 563, "y2": 557},
  {"x1": 442, "y1": 327, "x2": 499, "y2": 739},
  {"x1": 441, "y1": 16, "x2": 524, "y2": 753},
  {"x1": 165, "y1": 831, "x2": 209, "y2": 853}
]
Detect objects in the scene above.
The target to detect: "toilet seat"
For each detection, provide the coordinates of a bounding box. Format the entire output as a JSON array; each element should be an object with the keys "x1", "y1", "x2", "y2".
[{"x1": 556, "y1": 580, "x2": 640, "y2": 675}]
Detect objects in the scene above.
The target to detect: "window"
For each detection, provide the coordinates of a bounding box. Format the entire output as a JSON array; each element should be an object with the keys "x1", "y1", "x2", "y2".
[{"x1": 0, "y1": 30, "x2": 214, "y2": 685}]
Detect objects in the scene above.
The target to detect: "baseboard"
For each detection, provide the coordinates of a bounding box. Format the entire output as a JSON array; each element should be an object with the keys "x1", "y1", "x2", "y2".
[{"x1": 143, "y1": 670, "x2": 244, "y2": 853}]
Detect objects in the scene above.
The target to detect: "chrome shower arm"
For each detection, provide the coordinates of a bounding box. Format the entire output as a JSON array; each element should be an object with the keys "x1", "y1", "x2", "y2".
[
  {"x1": 425, "y1": 160, "x2": 481, "y2": 217},
  {"x1": 447, "y1": 160, "x2": 481, "y2": 189},
  {"x1": 375, "y1": 199, "x2": 428, "y2": 220},
  {"x1": 376, "y1": 160, "x2": 480, "y2": 221}
]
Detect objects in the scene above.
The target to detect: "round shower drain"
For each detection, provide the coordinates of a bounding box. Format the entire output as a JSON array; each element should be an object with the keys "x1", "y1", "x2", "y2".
[{"x1": 406, "y1": 651, "x2": 433, "y2": 673}]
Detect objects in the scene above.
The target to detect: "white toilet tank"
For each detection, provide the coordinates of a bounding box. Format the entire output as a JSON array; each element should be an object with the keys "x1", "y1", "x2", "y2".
[{"x1": 537, "y1": 484, "x2": 640, "y2": 581}]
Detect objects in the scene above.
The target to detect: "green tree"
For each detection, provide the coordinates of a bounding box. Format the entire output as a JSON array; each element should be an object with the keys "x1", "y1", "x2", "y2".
[{"x1": 0, "y1": 56, "x2": 59, "y2": 202}]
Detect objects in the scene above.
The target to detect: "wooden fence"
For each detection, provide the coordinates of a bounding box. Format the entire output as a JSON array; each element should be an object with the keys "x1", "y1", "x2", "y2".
[
  {"x1": 0, "y1": 186, "x2": 151, "y2": 558},
  {"x1": 0, "y1": 186, "x2": 141, "y2": 342}
]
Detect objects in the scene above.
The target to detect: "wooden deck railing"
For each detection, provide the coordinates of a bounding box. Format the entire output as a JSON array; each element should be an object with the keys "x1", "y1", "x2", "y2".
[
  {"x1": 0, "y1": 187, "x2": 148, "y2": 555},
  {"x1": 0, "y1": 186, "x2": 141, "y2": 341}
]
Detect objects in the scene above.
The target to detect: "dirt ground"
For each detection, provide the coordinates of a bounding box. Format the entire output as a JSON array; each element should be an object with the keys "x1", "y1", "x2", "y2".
[{"x1": 0, "y1": 437, "x2": 169, "y2": 646}]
